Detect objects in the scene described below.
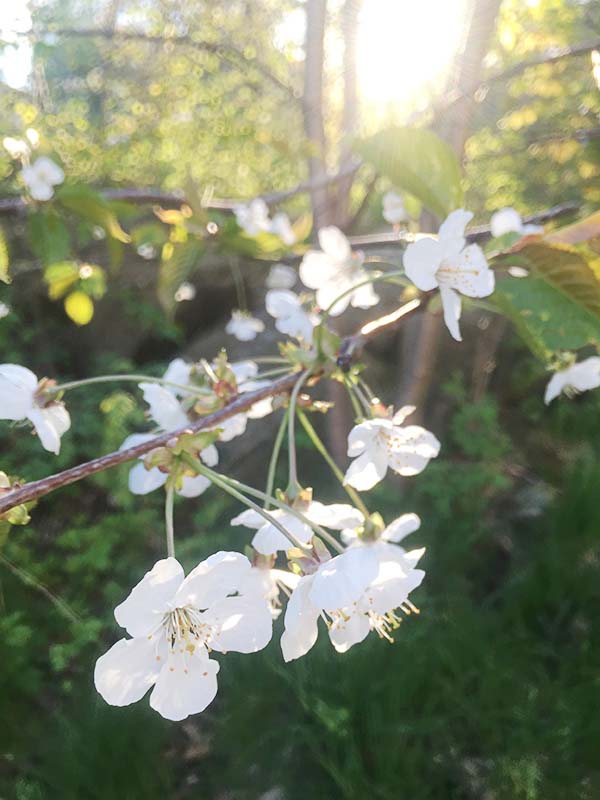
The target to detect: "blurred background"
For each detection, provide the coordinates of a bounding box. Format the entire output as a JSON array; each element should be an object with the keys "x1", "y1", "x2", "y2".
[{"x1": 1, "y1": 0, "x2": 600, "y2": 798}]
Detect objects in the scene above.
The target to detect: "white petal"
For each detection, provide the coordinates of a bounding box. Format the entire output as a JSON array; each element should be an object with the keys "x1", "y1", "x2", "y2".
[
  {"x1": 120, "y1": 432, "x2": 157, "y2": 450},
  {"x1": 114, "y1": 557, "x2": 184, "y2": 637},
  {"x1": 275, "y1": 310, "x2": 315, "y2": 342},
  {"x1": 403, "y1": 237, "x2": 443, "y2": 291},
  {"x1": 230, "y1": 508, "x2": 266, "y2": 530},
  {"x1": 329, "y1": 609, "x2": 371, "y2": 653},
  {"x1": 266, "y1": 263, "x2": 297, "y2": 290},
  {"x1": 0, "y1": 364, "x2": 37, "y2": 419},
  {"x1": 392, "y1": 405, "x2": 416, "y2": 425},
  {"x1": 365, "y1": 567, "x2": 425, "y2": 616},
  {"x1": 174, "y1": 551, "x2": 251, "y2": 609},
  {"x1": 266, "y1": 289, "x2": 300, "y2": 318},
  {"x1": 281, "y1": 575, "x2": 320, "y2": 662},
  {"x1": 139, "y1": 383, "x2": 189, "y2": 431},
  {"x1": 307, "y1": 502, "x2": 364, "y2": 530},
  {"x1": 569, "y1": 357, "x2": 600, "y2": 393},
  {"x1": 438, "y1": 209, "x2": 472, "y2": 257},
  {"x1": 344, "y1": 447, "x2": 388, "y2": 491},
  {"x1": 178, "y1": 473, "x2": 211, "y2": 497},
  {"x1": 318, "y1": 226, "x2": 351, "y2": 262},
  {"x1": 299, "y1": 251, "x2": 341, "y2": 290},
  {"x1": 381, "y1": 513, "x2": 421, "y2": 543},
  {"x1": 206, "y1": 595, "x2": 273, "y2": 653},
  {"x1": 201, "y1": 443, "x2": 219, "y2": 467},
  {"x1": 149, "y1": 648, "x2": 219, "y2": 721},
  {"x1": 490, "y1": 207, "x2": 523, "y2": 238},
  {"x1": 446, "y1": 245, "x2": 494, "y2": 298},
  {"x1": 439, "y1": 285, "x2": 462, "y2": 342},
  {"x1": 162, "y1": 358, "x2": 192, "y2": 393},
  {"x1": 28, "y1": 180, "x2": 54, "y2": 201},
  {"x1": 231, "y1": 360, "x2": 259, "y2": 383},
  {"x1": 347, "y1": 420, "x2": 379, "y2": 457},
  {"x1": 544, "y1": 372, "x2": 564, "y2": 405},
  {"x1": 350, "y1": 278, "x2": 380, "y2": 310},
  {"x1": 94, "y1": 636, "x2": 162, "y2": 707},
  {"x1": 128, "y1": 462, "x2": 167, "y2": 495},
  {"x1": 213, "y1": 413, "x2": 247, "y2": 442},
  {"x1": 309, "y1": 547, "x2": 379, "y2": 612},
  {"x1": 251, "y1": 513, "x2": 313, "y2": 555},
  {"x1": 387, "y1": 425, "x2": 441, "y2": 476},
  {"x1": 27, "y1": 404, "x2": 70, "y2": 454}
]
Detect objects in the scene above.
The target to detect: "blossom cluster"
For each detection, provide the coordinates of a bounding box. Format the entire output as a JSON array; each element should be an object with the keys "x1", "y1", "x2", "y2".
[{"x1": 2, "y1": 202, "x2": 598, "y2": 723}]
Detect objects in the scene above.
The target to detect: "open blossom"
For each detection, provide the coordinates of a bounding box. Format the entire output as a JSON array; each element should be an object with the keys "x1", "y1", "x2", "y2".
[
  {"x1": 403, "y1": 209, "x2": 495, "y2": 342},
  {"x1": 94, "y1": 553, "x2": 273, "y2": 721},
  {"x1": 544, "y1": 357, "x2": 600, "y2": 404},
  {"x1": 266, "y1": 263, "x2": 297, "y2": 290},
  {"x1": 238, "y1": 562, "x2": 300, "y2": 619},
  {"x1": 382, "y1": 191, "x2": 408, "y2": 225},
  {"x1": 266, "y1": 289, "x2": 319, "y2": 344},
  {"x1": 490, "y1": 207, "x2": 543, "y2": 238},
  {"x1": 234, "y1": 198, "x2": 272, "y2": 236},
  {"x1": 0, "y1": 364, "x2": 70, "y2": 454},
  {"x1": 344, "y1": 406, "x2": 440, "y2": 491},
  {"x1": 226, "y1": 310, "x2": 265, "y2": 342},
  {"x1": 231, "y1": 501, "x2": 364, "y2": 555},
  {"x1": 270, "y1": 212, "x2": 296, "y2": 245},
  {"x1": 299, "y1": 227, "x2": 379, "y2": 316},
  {"x1": 21, "y1": 156, "x2": 64, "y2": 201},
  {"x1": 281, "y1": 545, "x2": 425, "y2": 660},
  {"x1": 342, "y1": 512, "x2": 422, "y2": 551}
]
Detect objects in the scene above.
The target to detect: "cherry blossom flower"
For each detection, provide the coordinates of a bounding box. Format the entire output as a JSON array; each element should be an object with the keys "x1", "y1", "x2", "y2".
[
  {"x1": 342, "y1": 512, "x2": 421, "y2": 550},
  {"x1": 344, "y1": 406, "x2": 440, "y2": 491},
  {"x1": 238, "y1": 561, "x2": 300, "y2": 619},
  {"x1": 490, "y1": 207, "x2": 543, "y2": 238},
  {"x1": 266, "y1": 263, "x2": 297, "y2": 290},
  {"x1": 0, "y1": 302, "x2": 10, "y2": 319},
  {"x1": 21, "y1": 156, "x2": 64, "y2": 201},
  {"x1": 94, "y1": 552, "x2": 273, "y2": 721},
  {"x1": 0, "y1": 364, "x2": 70, "y2": 454},
  {"x1": 544, "y1": 356, "x2": 600, "y2": 404},
  {"x1": 403, "y1": 209, "x2": 495, "y2": 341},
  {"x1": 174, "y1": 282, "x2": 196, "y2": 302},
  {"x1": 226, "y1": 310, "x2": 265, "y2": 341},
  {"x1": 299, "y1": 226, "x2": 379, "y2": 316},
  {"x1": 234, "y1": 199, "x2": 272, "y2": 237},
  {"x1": 231, "y1": 501, "x2": 364, "y2": 555},
  {"x1": 270, "y1": 212, "x2": 296, "y2": 245},
  {"x1": 266, "y1": 289, "x2": 319, "y2": 343},
  {"x1": 382, "y1": 191, "x2": 408, "y2": 225},
  {"x1": 3, "y1": 136, "x2": 30, "y2": 160},
  {"x1": 280, "y1": 545, "x2": 425, "y2": 660}
]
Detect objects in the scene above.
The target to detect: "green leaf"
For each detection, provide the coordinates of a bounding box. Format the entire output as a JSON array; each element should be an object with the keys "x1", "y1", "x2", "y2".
[
  {"x1": 56, "y1": 184, "x2": 130, "y2": 243},
  {"x1": 44, "y1": 261, "x2": 79, "y2": 300},
  {"x1": 28, "y1": 211, "x2": 71, "y2": 265},
  {"x1": 64, "y1": 291, "x2": 94, "y2": 326},
  {"x1": 0, "y1": 226, "x2": 9, "y2": 283},
  {"x1": 493, "y1": 273, "x2": 600, "y2": 356},
  {"x1": 158, "y1": 238, "x2": 204, "y2": 312},
  {"x1": 356, "y1": 126, "x2": 463, "y2": 219}
]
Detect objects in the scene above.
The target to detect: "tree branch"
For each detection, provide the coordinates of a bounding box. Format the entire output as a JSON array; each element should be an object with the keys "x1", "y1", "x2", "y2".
[{"x1": 0, "y1": 301, "x2": 423, "y2": 515}]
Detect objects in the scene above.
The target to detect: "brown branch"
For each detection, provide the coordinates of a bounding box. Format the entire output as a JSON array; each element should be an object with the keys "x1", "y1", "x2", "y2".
[
  {"x1": 41, "y1": 27, "x2": 298, "y2": 100},
  {"x1": 0, "y1": 301, "x2": 423, "y2": 515}
]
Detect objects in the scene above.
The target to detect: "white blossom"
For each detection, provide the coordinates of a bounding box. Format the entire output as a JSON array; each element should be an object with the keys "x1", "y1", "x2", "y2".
[
  {"x1": 0, "y1": 302, "x2": 10, "y2": 319},
  {"x1": 21, "y1": 156, "x2": 64, "y2": 201},
  {"x1": 266, "y1": 263, "x2": 297, "y2": 290},
  {"x1": 382, "y1": 191, "x2": 408, "y2": 225},
  {"x1": 94, "y1": 553, "x2": 273, "y2": 721},
  {"x1": 0, "y1": 364, "x2": 70, "y2": 454},
  {"x1": 403, "y1": 209, "x2": 495, "y2": 341},
  {"x1": 3, "y1": 136, "x2": 30, "y2": 160},
  {"x1": 544, "y1": 357, "x2": 600, "y2": 404},
  {"x1": 231, "y1": 501, "x2": 364, "y2": 556},
  {"x1": 238, "y1": 563, "x2": 300, "y2": 619},
  {"x1": 226, "y1": 310, "x2": 265, "y2": 341},
  {"x1": 136, "y1": 243, "x2": 156, "y2": 260},
  {"x1": 300, "y1": 227, "x2": 379, "y2": 316},
  {"x1": 174, "y1": 282, "x2": 196, "y2": 302},
  {"x1": 280, "y1": 545, "x2": 425, "y2": 660},
  {"x1": 270, "y1": 213, "x2": 296, "y2": 245},
  {"x1": 266, "y1": 289, "x2": 319, "y2": 344},
  {"x1": 235, "y1": 199, "x2": 272, "y2": 237},
  {"x1": 344, "y1": 406, "x2": 440, "y2": 491},
  {"x1": 490, "y1": 207, "x2": 543, "y2": 238}
]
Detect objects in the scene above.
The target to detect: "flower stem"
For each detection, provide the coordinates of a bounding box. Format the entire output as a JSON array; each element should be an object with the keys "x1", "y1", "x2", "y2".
[
  {"x1": 50, "y1": 374, "x2": 211, "y2": 398},
  {"x1": 228, "y1": 257, "x2": 247, "y2": 310},
  {"x1": 287, "y1": 369, "x2": 311, "y2": 496},
  {"x1": 264, "y1": 409, "x2": 289, "y2": 509},
  {"x1": 344, "y1": 377, "x2": 364, "y2": 421},
  {"x1": 165, "y1": 481, "x2": 175, "y2": 558},
  {"x1": 181, "y1": 455, "x2": 344, "y2": 554},
  {"x1": 351, "y1": 382, "x2": 373, "y2": 415},
  {"x1": 296, "y1": 409, "x2": 370, "y2": 518}
]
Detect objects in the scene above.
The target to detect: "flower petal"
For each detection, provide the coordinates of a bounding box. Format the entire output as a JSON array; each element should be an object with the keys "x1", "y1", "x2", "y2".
[
  {"x1": 318, "y1": 226, "x2": 351, "y2": 262},
  {"x1": 344, "y1": 447, "x2": 388, "y2": 491},
  {"x1": 149, "y1": 648, "x2": 219, "y2": 721},
  {"x1": 328, "y1": 609, "x2": 370, "y2": 653},
  {"x1": 281, "y1": 575, "x2": 320, "y2": 662},
  {"x1": 139, "y1": 383, "x2": 189, "y2": 431},
  {"x1": 403, "y1": 237, "x2": 443, "y2": 291},
  {"x1": 94, "y1": 636, "x2": 162, "y2": 707},
  {"x1": 381, "y1": 512, "x2": 421, "y2": 543},
  {"x1": 309, "y1": 547, "x2": 379, "y2": 612},
  {"x1": 387, "y1": 425, "x2": 440, "y2": 476},
  {"x1": 178, "y1": 473, "x2": 211, "y2": 497},
  {"x1": 27, "y1": 404, "x2": 71, "y2": 454},
  {"x1": 174, "y1": 551, "x2": 251, "y2": 609},
  {"x1": 350, "y1": 277, "x2": 380, "y2": 310},
  {"x1": 438, "y1": 209, "x2": 472, "y2": 257},
  {"x1": 266, "y1": 289, "x2": 301, "y2": 318},
  {"x1": 128, "y1": 462, "x2": 167, "y2": 495},
  {"x1": 114, "y1": 557, "x2": 184, "y2": 637},
  {"x1": 439, "y1": 285, "x2": 462, "y2": 342},
  {"x1": 347, "y1": 420, "x2": 379, "y2": 457},
  {"x1": 0, "y1": 364, "x2": 37, "y2": 420},
  {"x1": 299, "y1": 251, "x2": 340, "y2": 290},
  {"x1": 206, "y1": 595, "x2": 273, "y2": 653},
  {"x1": 446, "y1": 245, "x2": 494, "y2": 298},
  {"x1": 308, "y1": 502, "x2": 364, "y2": 530}
]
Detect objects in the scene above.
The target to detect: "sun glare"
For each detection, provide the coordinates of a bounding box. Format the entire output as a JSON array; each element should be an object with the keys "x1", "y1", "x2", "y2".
[{"x1": 357, "y1": 0, "x2": 469, "y2": 106}]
